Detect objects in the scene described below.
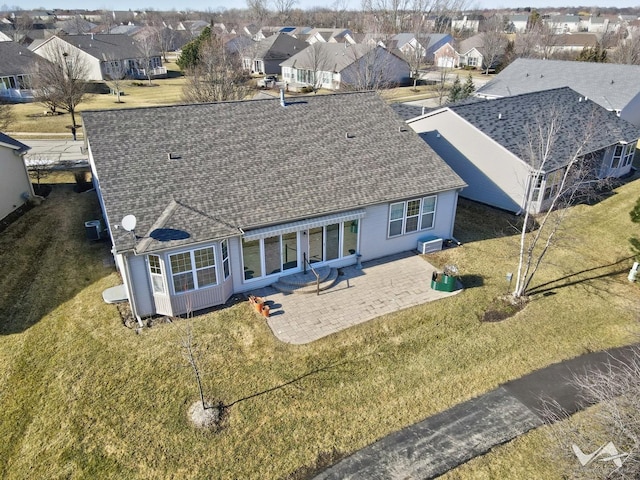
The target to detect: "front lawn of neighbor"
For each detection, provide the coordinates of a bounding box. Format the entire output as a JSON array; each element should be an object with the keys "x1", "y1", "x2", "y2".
[{"x1": 0, "y1": 172, "x2": 638, "y2": 479}]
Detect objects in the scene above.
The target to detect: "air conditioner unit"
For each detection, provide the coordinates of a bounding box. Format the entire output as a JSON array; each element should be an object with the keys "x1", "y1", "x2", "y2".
[
  {"x1": 417, "y1": 236, "x2": 443, "y2": 254},
  {"x1": 85, "y1": 220, "x2": 102, "y2": 240}
]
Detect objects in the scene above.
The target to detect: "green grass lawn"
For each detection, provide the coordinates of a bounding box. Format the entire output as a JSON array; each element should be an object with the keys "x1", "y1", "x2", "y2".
[
  {"x1": 8, "y1": 63, "x2": 444, "y2": 136},
  {"x1": 0, "y1": 172, "x2": 639, "y2": 479},
  {"x1": 9, "y1": 64, "x2": 189, "y2": 134}
]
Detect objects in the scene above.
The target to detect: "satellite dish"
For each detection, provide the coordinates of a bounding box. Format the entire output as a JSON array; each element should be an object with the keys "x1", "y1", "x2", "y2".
[{"x1": 121, "y1": 214, "x2": 137, "y2": 232}]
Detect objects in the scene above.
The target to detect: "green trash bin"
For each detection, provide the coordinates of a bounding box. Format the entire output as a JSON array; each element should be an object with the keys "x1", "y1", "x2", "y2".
[{"x1": 431, "y1": 272, "x2": 456, "y2": 292}]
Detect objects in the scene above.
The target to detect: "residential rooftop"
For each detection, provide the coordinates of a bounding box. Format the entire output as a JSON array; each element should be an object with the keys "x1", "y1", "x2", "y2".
[
  {"x1": 437, "y1": 87, "x2": 640, "y2": 171},
  {"x1": 83, "y1": 92, "x2": 466, "y2": 253},
  {"x1": 476, "y1": 58, "x2": 640, "y2": 112}
]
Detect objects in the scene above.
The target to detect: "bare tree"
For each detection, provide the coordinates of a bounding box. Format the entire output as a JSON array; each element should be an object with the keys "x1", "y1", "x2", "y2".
[
  {"x1": 155, "y1": 27, "x2": 177, "y2": 63},
  {"x1": 30, "y1": 41, "x2": 90, "y2": 140},
  {"x1": 137, "y1": 34, "x2": 160, "y2": 86},
  {"x1": 273, "y1": 0, "x2": 298, "y2": 24},
  {"x1": 343, "y1": 44, "x2": 397, "y2": 91},
  {"x1": 331, "y1": 0, "x2": 350, "y2": 28},
  {"x1": 12, "y1": 13, "x2": 32, "y2": 43},
  {"x1": 246, "y1": 0, "x2": 270, "y2": 25},
  {"x1": 26, "y1": 155, "x2": 53, "y2": 194},
  {"x1": 305, "y1": 42, "x2": 334, "y2": 92},
  {"x1": 0, "y1": 101, "x2": 14, "y2": 131},
  {"x1": 511, "y1": 106, "x2": 608, "y2": 300},
  {"x1": 434, "y1": 62, "x2": 455, "y2": 105},
  {"x1": 361, "y1": 0, "x2": 411, "y2": 35},
  {"x1": 182, "y1": 34, "x2": 250, "y2": 103},
  {"x1": 543, "y1": 347, "x2": 640, "y2": 479},
  {"x1": 104, "y1": 58, "x2": 128, "y2": 103},
  {"x1": 481, "y1": 15, "x2": 508, "y2": 74},
  {"x1": 609, "y1": 34, "x2": 640, "y2": 65}
]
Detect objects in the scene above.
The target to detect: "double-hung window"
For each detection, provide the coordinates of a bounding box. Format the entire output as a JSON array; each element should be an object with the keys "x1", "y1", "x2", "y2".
[
  {"x1": 221, "y1": 239, "x2": 230, "y2": 280},
  {"x1": 148, "y1": 254, "x2": 165, "y2": 294},
  {"x1": 388, "y1": 195, "x2": 437, "y2": 237},
  {"x1": 169, "y1": 247, "x2": 217, "y2": 293}
]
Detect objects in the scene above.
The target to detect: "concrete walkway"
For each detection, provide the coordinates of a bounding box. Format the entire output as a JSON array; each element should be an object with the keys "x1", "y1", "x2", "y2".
[
  {"x1": 314, "y1": 345, "x2": 638, "y2": 479},
  {"x1": 251, "y1": 252, "x2": 460, "y2": 345}
]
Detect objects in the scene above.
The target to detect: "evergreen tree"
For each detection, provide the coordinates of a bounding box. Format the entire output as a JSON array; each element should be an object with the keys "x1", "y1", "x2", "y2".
[
  {"x1": 176, "y1": 27, "x2": 212, "y2": 71},
  {"x1": 448, "y1": 75, "x2": 462, "y2": 103},
  {"x1": 577, "y1": 44, "x2": 607, "y2": 63},
  {"x1": 461, "y1": 73, "x2": 475, "y2": 99}
]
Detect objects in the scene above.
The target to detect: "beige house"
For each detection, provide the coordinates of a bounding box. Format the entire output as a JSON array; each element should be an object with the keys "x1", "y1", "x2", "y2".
[{"x1": 0, "y1": 133, "x2": 32, "y2": 221}]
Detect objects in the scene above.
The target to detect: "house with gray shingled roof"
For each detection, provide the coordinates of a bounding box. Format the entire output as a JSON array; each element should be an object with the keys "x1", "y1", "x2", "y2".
[
  {"x1": 241, "y1": 33, "x2": 308, "y2": 74},
  {"x1": 280, "y1": 43, "x2": 410, "y2": 91},
  {"x1": 0, "y1": 133, "x2": 33, "y2": 221},
  {"x1": 30, "y1": 34, "x2": 165, "y2": 81},
  {"x1": 475, "y1": 58, "x2": 640, "y2": 127},
  {"x1": 83, "y1": 92, "x2": 466, "y2": 320},
  {"x1": 405, "y1": 87, "x2": 640, "y2": 214},
  {"x1": 0, "y1": 41, "x2": 48, "y2": 102}
]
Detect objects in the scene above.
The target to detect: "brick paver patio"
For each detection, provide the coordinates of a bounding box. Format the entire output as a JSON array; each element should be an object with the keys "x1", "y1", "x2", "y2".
[{"x1": 251, "y1": 251, "x2": 461, "y2": 344}]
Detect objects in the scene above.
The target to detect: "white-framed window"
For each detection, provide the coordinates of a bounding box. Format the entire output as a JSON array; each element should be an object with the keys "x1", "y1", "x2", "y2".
[
  {"x1": 467, "y1": 56, "x2": 478, "y2": 67},
  {"x1": 221, "y1": 239, "x2": 230, "y2": 280},
  {"x1": 611, "y1": 144, "x2": 635, "y2": 169},
  {"x1": 388, "y1": 196, "x2": 437, "y2": 237},
  {"x1": 148, "y1": 254, "x2": 165, "y2": 294},
  {"x1": 169, "y1": 246, "x2": 217, "y2": 293},
  {"x1": 242, "y1": 232, "x2": 299, "y2": 281},
  {"x1": 544, "y1": 168, "x2": 564, "y2": 200},
  {"x1": 530, "y1": 174, "x2": 543, "y2": 202}
]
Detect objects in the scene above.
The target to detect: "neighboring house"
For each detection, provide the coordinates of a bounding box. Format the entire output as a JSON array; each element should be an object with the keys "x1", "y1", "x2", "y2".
[
  {"x1": 457, "y1": 34, "x2": 488, "y2": 70},
  {"x1": 0, "y1": 41, "x2": 45, "y2": 102},
  {"x1": 242, "y1": 24, "x2": 266, "y2": 42},
  {"x1": 507, "y1": 14, "x2": 529, "y2": 33},
  {"x1": 83, "y1": 92, "x2": 467, "y2": 320},
  {"x1": 31, "y1": 34, "x2": 166, "y2": 81},
  {"x1": 0, "y1": 133, "x2": 33, "y2": 221},
  {"x1": 242, "y1": 33, "x2": 308, "y2": 74},
  {"x1": 451, "y1": 14, "x2": 484, "y2": 34},
  {"x1": 280, "y1": 44, "x2": 410, "y2": 90},
  {"x1": 548, "y1": 33, "x2": 598, "y2": 54},
  {"x1": 475, "y1": 58, "x2": 640, "y2": 126},
  {"x1": 224, "y1": 34, "x2": 254, "y2": 57},
  {"x1": 306, "y1": 28, "x2": 352, "y2": 44},
  {"x1": 405, "y1": 87, "x2": 640, "y2": 214},
  {"x1": 544, "y1": 14, "x2": 581, "y2": 34},
  {"x1": 54, "y1": 17, "x2": 97, "y2": 35},
  {"x1": 433, "y1": 41, "x2": 458, "y2": 68},
  {"x1": 386, "y1": 33, "x2": 453, "y2": 63}
]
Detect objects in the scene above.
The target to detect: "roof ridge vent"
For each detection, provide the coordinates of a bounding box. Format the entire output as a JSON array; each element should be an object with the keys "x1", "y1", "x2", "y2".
[{"x1": 167, "y1": 153, "x2": 181, "y2": 160}]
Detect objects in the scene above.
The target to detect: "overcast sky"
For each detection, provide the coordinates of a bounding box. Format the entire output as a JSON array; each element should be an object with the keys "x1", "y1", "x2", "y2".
[{"x1": 10, "y1": 0, "x2": 640, "y2": 14}]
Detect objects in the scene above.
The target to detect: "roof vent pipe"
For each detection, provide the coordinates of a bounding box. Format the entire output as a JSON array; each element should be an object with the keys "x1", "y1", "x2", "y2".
[
  {"x1": 279, "y1": 88, "x2": 286, "y2": 107},
  {"x1": 498, "y1": 113, "x2": 502, "y2": 120}
]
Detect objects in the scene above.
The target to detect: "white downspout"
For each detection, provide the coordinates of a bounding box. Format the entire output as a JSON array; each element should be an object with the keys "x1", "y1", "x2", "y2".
[{"x1": 121, "y1": 251, "x2": 144, "y2": 328}]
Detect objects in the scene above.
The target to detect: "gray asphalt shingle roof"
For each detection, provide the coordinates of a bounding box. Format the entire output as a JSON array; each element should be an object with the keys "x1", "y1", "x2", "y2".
[
  {"x1": 56, "y1": 33, "x2": 158, "y2": 60},
  {"x1": 253, "y1": 33, "x2": 308, "y2": 61},
  {"x1": 476, "y1": 58, "x2": 640, "y2": 112},
  {"x1": 83, "y1": 92, "x2": 466, "y2": 254},
  {"x1": 0, "y1": 41, "x2": 45, "y2": 76},
  {"x1": 447, "y1": 87, "x2": 640, "y2": 171}
]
